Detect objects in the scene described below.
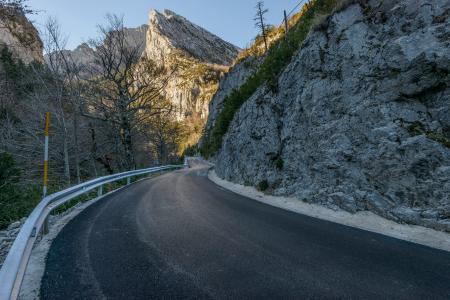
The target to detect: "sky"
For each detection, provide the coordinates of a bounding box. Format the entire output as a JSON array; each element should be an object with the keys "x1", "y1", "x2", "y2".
[{"x1": 26, "y1": 0, "x2": 299, "y2": 50}]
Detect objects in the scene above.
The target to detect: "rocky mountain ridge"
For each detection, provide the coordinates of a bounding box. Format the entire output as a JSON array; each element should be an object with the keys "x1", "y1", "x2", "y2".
[
  {"x1": 205, "y1": 0, "x2": 450, "y2": 232},
  {"x1": 147, "y1": 9, "x2": 238, "y2": 66},
  {"x1": 144, "y1": 9, "x2": 239, "y2": 145},
  {"x1": 48, "y1": 9, "x2": 239, "y2": 145},
  {"x1": 44, "y1": 25, "x2": 148, "y2": 74}
]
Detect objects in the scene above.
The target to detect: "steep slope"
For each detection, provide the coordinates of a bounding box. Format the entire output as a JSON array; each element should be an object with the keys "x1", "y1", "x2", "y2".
[
  {"x1": 0, "y1": 6, "x2": 43, "y2": 63},
  {"x1": 145, "y1": 10, "x2": 239, "y2": 145},
  {"x1": 206, "y1": 0, "x2": 450, "y2": 231},
  {"x1": 204, "y1": 55, "x2": 263, "y2": 133},
  {"x1": 146, "y1": 10, "x2": 238, "y2": 66}
]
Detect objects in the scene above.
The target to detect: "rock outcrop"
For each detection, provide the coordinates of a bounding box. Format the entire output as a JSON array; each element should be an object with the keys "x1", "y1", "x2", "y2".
[
  {"x1": 146, "y1": 10, "x2": 238, "y2": 67},
  {"x1": 56, "y1": 10, "x2": 240, "y2": 145},
  {"x1": 145, "y1": 9, "x2": 240, "y2": 124},
  {"x1": 0, "y1": 6, "x2": 43, "y2": 63},
  {"x1": 204, "y1": 55, "x2": 263, "y2": 133},
  {"x1": 208, "y1": 0, "x2": 450, "y2": 231}
]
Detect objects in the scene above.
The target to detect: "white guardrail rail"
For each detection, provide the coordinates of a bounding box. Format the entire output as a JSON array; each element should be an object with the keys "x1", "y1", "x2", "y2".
[{"x1": 0, "y1": 163, "x2": 187, "y2": 300}]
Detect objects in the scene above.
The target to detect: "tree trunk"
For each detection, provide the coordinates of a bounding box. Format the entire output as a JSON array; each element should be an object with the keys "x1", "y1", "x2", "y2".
[
  {"x1": 73, "y1": 112, "x2": 81, "y2": 183},
  {"x1": 63, "y1": 137, "x2": 71, "y2": 186},
  {"x1": 121, "y1": 118, "x2": 135, "y2": 170},
  {"x1": 118, "y1": 96, "x2": 135, "y2": 170},
  {"x1": 259, "y1": 12, "x2": 268, "y2": 51}
]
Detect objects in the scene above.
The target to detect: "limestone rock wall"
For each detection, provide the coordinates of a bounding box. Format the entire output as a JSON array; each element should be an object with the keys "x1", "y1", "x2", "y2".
[
  {"x1": 145, "y1": 9, "x2": 239, "y2": 122},
  {"x1": 211, "y1": 0, "x2": 450, "y2": 231}
]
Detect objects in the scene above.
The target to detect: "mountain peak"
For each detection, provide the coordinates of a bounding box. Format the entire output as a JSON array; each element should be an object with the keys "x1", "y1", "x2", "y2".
[
  {"x1": 147, "y1": 9, "x2": 239, "y2": 66},
  {"x1": 162, "y1": 9, "x2": 179, "y2": 18}
]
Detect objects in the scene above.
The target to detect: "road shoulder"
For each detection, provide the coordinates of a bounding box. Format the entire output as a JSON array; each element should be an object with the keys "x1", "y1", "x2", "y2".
[
  {"x1": 208, "y1": 169, "x2": 450, "y2": 253},
  {"x1": 18, "y1": 195, "x2": 108, "y2": 300}
]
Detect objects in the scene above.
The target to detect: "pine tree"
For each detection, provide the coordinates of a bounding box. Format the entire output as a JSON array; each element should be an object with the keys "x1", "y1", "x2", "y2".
[{"x1": 254, "y1": 1, "x2": 269, "y2": 51}]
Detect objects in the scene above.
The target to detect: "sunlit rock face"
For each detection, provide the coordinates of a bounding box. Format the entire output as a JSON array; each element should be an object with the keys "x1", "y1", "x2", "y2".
[
  {"x1": 145, "y1": 9, "x2": 239, "y2": 123},
  {"x1": 0, "y1": 6, "x2": 43, "y2": 63},
  {"x1": 146, "y1": 9, "x2": 238, "y2": 66},
  {"x1": 45, "y1": 8, "x2": 239, "y2": 146},
  {"x1": 210, "y1": 0, "x2": 450, "y2": 232}
]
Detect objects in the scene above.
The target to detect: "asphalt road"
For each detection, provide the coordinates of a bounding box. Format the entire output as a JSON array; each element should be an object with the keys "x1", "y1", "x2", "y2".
[{"x1": 41, "y1": 162, "x2": 450, "y2": 299}]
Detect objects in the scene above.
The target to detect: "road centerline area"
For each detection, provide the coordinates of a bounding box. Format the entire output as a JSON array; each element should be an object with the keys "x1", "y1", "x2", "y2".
[{"x1": 41, "y1": 162, "x2": 450, "y2": 299}]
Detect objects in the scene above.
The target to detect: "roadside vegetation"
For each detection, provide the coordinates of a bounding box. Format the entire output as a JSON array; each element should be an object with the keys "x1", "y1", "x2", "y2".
[
  {"x1": 0, "y1": 153, "x2": 40, "y2": 229},
  {"x1": 200, "y1": 0, "x2": 339, "y2": 158},
  {"x1": 0, "y1": 4, "x2": 187, "y2": 228}
]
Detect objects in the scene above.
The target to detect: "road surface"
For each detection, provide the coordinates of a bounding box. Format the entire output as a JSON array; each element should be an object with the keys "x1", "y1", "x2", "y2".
[{"x1": 41, "y1": 162, "x2": 450, "y2": 299}]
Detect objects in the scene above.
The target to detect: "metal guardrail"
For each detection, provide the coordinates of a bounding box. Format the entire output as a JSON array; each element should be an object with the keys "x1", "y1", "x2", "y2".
[{"x1": 0, "y1": 164, "x2": 186, "y2": 300}]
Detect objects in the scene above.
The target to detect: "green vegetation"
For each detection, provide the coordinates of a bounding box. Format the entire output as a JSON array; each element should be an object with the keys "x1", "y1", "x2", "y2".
[
  {"x1": 407, "y1": 121, "x2": 426, "y2": 136},
  {"x1": 51, "y1": 191, "x2": 97, "y2": 215},
  {"x1": 200, "y1": 0, "x2": 339, "y2": 158},
  {"x1": 0, "y1": 49, "x2": 46, "y2": 229},
  {"x1": 275, "y1": 157, "x2": 284, "y2": 170},
  {"x1": 236, "y1": 7, "x2": 306, "y2": 63},
  {"x1": 183, "y1": 144, "x2": 199, "y2": 157},
  {"x1": 427, "y1": 132, "x2": 450, "y2": 149},
  {"x1": 406, "y1": 120, "x2": 450, "y2": 149},
  {"x1": 0, "y1": 46, "x2": 45, "y2": 99},
  {"x1": 0, "y1": 152, "x2": 41, "y2": 229},
  {"x1": 1, "y1": 46, "x2": 26, "y2": 95},
  {"x1": 257, "y1": 180, "x2": 269, "y2": 192},
  {"x1": 51, "y1": 174, "x2": 166, "y2": 216}
]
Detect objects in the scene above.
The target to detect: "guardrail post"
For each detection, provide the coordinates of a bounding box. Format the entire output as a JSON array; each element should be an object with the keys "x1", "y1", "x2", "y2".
[
  {"x1": 127, "y1": 177, "x2": 131, "y2": 185},
  {"x1": 97, "y1": 185, "x2": 103, "y2": 197},
  {"x1": 42, "y1": 217, "x2": 49, "y2": 235}
]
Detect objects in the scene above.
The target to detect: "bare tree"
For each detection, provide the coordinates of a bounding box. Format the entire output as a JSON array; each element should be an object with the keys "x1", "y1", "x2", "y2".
[
  {"x1": 44, "y1": 17, "x2": 86, "y2": 184},
  {"x1": 145, "y1": 110, "x2": 185, "y2": 165},
  {"x1": 254, "y1": 1, "x2": 269, "y2": 51},
  {"x1": 41, "y1": 19, "x2": 73, "y2": 185},
  {"x1": 82, "y1": 14, "x2": 173, "y2": 170}
]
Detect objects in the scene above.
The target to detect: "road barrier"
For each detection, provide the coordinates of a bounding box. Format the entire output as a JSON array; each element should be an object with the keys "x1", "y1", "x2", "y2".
[{"x1": 0, "y1": 164, "x2": 186, "y2": 300}]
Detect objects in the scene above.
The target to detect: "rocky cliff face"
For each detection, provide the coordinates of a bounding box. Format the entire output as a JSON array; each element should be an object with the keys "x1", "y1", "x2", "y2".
[
  {"x1": 204, "y1": 55, "x2": 263, "y2": 133},
  {"x1": 147, "y1": 10, "x2": 238, "y2": 66},
  {"x1": 58, "y1": 10, "x2": 239, "y2": 145},
  {"x1": 0, "y1": 6, "x2": 43, "y2": 63},
  {"x1": 145, "y1": 9, "x2": 239, "y2": 126},
  {"x1": 208, "y1": 0, "x2": 450, "y2": 231}
]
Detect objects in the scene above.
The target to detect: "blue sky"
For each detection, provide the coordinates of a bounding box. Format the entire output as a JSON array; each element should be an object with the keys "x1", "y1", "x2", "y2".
[{"x1": 27, "y1": 0, "x2": 299, "y2": 50}]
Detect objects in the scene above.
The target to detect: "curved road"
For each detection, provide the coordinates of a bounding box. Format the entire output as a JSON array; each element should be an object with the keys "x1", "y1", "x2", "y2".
[{"x1": 41, "y1": 162, "x2": 450, "y2": 299}]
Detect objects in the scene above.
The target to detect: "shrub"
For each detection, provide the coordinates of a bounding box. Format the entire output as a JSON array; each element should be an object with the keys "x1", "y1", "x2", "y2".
[
  {"x1": 183, "y1": 144, "x2": 198, "y2": 156},
  {"x1": 311, "y1": 13, "x2": 330, "y2": 31},
  {"x1": 257, "y1": 180, "x2": 269, "y2": 191},
  {"x1": 275, "y1": 157, "x2": 284, "y2": 170},
  {"x1": 0, "y1": 152, "x2": 41, "y2": 229}
]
